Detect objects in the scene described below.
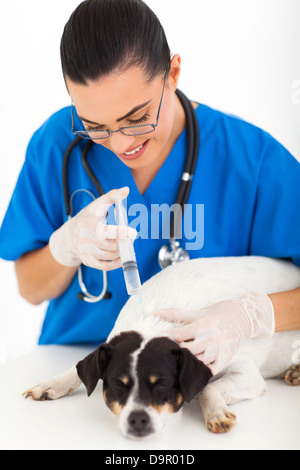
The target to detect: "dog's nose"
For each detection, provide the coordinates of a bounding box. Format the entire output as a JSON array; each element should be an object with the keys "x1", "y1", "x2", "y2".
[{"x1": 128, "y1": 410, "x2": 151, "y2": 435}]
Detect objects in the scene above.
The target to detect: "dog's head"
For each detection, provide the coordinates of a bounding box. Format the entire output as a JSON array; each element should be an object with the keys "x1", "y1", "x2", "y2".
[{"x1": 76, "y1": 331, "x2": 212, "y2": 439}]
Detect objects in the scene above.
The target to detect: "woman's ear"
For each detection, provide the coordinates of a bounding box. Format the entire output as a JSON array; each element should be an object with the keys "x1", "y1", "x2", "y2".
[{"x1": 168, "y1": 54, "x2": 182, "y2": 91}]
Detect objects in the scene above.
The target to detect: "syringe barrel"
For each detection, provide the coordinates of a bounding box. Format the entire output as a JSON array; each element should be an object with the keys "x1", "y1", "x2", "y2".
[
  {"x1": 122, "y1": 260, "x2": 142, "y2": 295},
  {"x1": 114, "y1": 197, "x2": 142, "y2": 295},
  {"x1": 118, "y1": 238, "x2": 137, "y2": 264},
  {"x1": 115, "y1": 198, "x2": 137, "y2": 264}
]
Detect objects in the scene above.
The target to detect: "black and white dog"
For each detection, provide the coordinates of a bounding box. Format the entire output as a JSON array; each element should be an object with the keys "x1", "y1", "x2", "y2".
[{"x1": 24, "y1": 257, "x2": 300, "y2": 439}]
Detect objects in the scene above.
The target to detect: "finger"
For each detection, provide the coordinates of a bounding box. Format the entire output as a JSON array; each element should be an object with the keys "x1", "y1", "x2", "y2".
[
  {"x1": 77, "y1": 214, "x2": 135, "y2": 244},
  {"x1": 85, "y1": 247, "x2": 121, "y2": 262},
  {"x1": 115, "y1": 225, "x2": 137, "y2": 241},
  {"x1": 96, "y1": 258, "x2": 123, "y2": 272},
  {"x1": 200, "y1": 344, "x2": 223, "y2": 372},
  {"x1": 207, "y1": 362, "x2": 220, "y2": 376},
  {"x1": 79, "y1": 240, "x2": 120, "y2": 259},
  {"x1": 154, "y1": 309, "x2": 188, "y2": 323},
  {"x1": 155, "y1": 308, "x2": 202, "y2": 324},
  {"x1": 180, "y1": 340, "x2": 205, "y2": 356},
  {"x1": 195, "y1": 352, "x2": 219, "y2": 376},
  {"x1": 80, "y1": 254, "x2": 122, "y2": 272},
  {"x1": 89, "y1": 187, "x2": 130, "y2": 218},
  {"x1": 166, "y1": 323, "x2": 203, "y2": 343},
  {"x1": 196, "y1": 352, "x2": 205, "y2": 361},
  {"x1": 97, "y1": 223, "x2": 137, "y2": 241},
  {"x1": 100, "y1": 239, "x2": 119, "y2": 252}
]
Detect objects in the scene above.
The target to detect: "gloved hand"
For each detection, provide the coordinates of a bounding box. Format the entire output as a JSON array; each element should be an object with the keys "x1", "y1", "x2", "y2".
[
  {"x1": 156, "y1": 292, "x2": 275, "y2": 375},
  {"x1": 49, "y1": 187, "x2": 137, "y2": 271}
]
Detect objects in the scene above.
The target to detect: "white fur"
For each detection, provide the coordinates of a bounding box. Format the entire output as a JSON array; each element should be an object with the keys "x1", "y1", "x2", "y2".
[
  {"x1": 25, "y1": 256, "x2": 300, "y2": 434},
  {"x1": 110, "y1": 256, "x2": 300, "y2": 341}
]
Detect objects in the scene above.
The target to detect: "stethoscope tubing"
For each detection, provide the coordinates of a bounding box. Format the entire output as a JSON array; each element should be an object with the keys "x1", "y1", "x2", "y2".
[
  {"x1": 62, "y1": 89, "x2": 200, "y2": 301},
  {"x1": 170, "y1": 90, "x2": 200, "y2": 240},
  {"x1": 63, "y1": 135, "x2": 83, "y2": 217}
]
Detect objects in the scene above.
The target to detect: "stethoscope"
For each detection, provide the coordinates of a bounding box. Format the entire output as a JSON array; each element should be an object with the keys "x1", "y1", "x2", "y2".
[{"x1": 62, "y1": 89, "x2": 200, "y2": 302}]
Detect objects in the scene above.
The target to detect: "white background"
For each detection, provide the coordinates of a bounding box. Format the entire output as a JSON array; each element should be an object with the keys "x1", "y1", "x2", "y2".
[{"x1": 0, "y1": 0, "x2": 299, "y2": 362}]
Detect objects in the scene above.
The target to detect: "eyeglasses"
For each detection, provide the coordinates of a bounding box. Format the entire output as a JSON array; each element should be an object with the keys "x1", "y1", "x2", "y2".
[{"x1": 71, "y1": 68, "x2": 169, "y2": 140}]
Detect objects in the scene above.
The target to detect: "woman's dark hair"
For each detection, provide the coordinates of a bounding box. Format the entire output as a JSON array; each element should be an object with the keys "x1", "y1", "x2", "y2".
[{"x1": 60, "y1": 0, "x2": 171, "y2": 84}]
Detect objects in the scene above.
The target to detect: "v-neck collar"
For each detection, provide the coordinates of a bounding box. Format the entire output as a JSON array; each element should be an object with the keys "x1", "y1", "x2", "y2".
[
  {"x1": 91, "y1": 104, "x2": 201, "y2": 208},
  {"x1": 127, "y1": 126, "x2": 188, "y2": 207}
]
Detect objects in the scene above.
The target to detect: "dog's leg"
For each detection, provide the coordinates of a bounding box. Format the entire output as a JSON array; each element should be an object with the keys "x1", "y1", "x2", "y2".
[
  {"x1": 23, "y1": 366, "x2": 82, "y2": 401},
  {"x1": 285, "y1": 364, "x2": 300, "y2": 386},
  {"x1": 198, "y1": 357, "x2": 267, "y2": 433}
]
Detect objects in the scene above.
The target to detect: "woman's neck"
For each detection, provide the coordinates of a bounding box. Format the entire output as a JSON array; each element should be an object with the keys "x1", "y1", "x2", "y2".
[{"x1": 131, "y1": 94, "x2": 188, "y2": 195}]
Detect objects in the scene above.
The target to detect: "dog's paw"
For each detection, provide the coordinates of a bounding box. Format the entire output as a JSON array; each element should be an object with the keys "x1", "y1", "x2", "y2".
[
  {"x1": 205, "y1": 407, "x2": 236, "y2": 434},
  {"x1": 23, "y1": 379, "x2": 75, "y2": 401},
  {"x1": 285, "y1": 365, "x2": 300, "y2": 386},
  {"x1": 22, "y1": 367, "x2": 80, "y2": 401}
]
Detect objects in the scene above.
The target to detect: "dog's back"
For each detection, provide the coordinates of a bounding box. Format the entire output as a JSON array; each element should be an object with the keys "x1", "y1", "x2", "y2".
[{"x1": 110, "y1": 256, "x2": 300, "y2": 345}]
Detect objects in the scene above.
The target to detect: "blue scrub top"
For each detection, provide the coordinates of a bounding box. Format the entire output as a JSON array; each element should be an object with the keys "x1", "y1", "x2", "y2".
[{"x1": 1, "y1": 103, "x2": 300, "y2": 345}]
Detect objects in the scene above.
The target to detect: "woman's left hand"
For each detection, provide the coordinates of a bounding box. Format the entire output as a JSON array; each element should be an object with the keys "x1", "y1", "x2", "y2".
[{"x1": 156, "y1": 292, "x2": 275, "y2": 375}]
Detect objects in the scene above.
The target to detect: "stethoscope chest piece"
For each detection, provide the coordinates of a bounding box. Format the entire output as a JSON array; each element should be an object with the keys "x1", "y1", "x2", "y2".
[{"x1": 158, "y1": 240, "x2": 190, "y2": 270}]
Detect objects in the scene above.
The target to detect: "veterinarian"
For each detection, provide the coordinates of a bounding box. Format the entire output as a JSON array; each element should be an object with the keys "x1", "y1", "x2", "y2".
[{"x1": 0, "y1": 0, "x2": 299, "y2": 375}]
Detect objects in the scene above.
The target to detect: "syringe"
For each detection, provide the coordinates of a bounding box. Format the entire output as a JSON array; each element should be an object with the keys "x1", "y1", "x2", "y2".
[{"x1": 114, "y1": 197, "x2": 143, "y2": 300}]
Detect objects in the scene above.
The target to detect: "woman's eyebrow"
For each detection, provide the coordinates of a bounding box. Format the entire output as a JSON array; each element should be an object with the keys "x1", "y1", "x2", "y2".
[
  {"x1": 78, "y1": 99, "x2": 152, "y2": 126},
  {"x1": 77, "y1": 116, "x2": 101, "y2": 125},
  {"x1": 116, "y1": 100, "x2": 151, "y2": 122}
]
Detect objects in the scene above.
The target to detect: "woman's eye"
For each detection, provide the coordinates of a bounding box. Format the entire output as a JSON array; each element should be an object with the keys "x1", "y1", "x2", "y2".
[
  {"x1": 128, "y1": 113, "x2": 150, "y2": 125},
  {"x1": 84, "y1": 113, "x2": 150, "y2": 131}
]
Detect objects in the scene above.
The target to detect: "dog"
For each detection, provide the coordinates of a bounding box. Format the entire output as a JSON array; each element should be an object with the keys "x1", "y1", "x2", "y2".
[{"x1": 23, "y1": 256, "x2": 300, "y2": 439}]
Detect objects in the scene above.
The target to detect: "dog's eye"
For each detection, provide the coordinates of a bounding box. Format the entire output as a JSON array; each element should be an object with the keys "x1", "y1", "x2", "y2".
[
  {"x1": 152, "y1": 378, "x2": 170, "y2": 390},
  {"x1": 154, "y1": 383, "x2": 167, "y2": 390}
]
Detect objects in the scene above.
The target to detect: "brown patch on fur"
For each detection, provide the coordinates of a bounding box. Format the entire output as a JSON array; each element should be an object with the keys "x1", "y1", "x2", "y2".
[
  {"x1": 110, "y1": 401, "x2": 124, "y2": 416},
  {"x1": 120, "y1": 376, "x2": 130, "y2": 386},
  {"x1": 149, "y1": 375, "x2": 158, "y2": 384},
  {"x1": 151, "y1": 403, "x2": 175, "y2": 414},
  {"x1": 176, "y1": 393, "x2": 183, "y2": 407}
]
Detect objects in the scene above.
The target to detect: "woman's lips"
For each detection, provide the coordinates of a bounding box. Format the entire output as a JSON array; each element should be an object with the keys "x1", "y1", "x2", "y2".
[{"x1": 120, "y1": 139, "x2": 150, "y2": 161}]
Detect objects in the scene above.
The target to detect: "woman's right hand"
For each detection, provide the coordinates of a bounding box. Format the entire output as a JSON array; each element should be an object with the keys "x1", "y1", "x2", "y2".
[{"x1": 49, "y1": 187, "x2": 136, "y2": 271}]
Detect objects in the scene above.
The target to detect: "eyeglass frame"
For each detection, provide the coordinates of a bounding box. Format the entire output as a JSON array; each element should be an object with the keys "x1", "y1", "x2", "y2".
[{"x1": 71, "y1": 66, "x2": 170, "y2": 140}]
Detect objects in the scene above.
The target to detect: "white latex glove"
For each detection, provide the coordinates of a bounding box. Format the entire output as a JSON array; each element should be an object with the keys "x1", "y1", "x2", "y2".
[
  {"x1": 157, "y1": 292, "x2": 275, "y2": 375},
  {"x1": 49, "y1": 187, "x2": 137, "y2": 271}
]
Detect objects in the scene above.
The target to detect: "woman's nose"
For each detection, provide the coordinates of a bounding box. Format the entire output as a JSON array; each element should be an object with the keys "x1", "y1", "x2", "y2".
[{"x1": 109, "y1": 131, "x2": 136, "y2": 155}]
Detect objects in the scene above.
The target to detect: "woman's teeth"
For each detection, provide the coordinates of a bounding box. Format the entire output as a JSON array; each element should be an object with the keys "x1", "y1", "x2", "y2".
[{"x1": 124, "y1": 143, "x2": 144, "y2": 156}]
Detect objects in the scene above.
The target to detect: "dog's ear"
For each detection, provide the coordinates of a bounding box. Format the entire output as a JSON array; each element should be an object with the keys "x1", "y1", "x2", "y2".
[
  {"x1": 76, "y1": 343, "x2": 112, "y2": 397},
  {"x1": 174, "y1": 347, "x2": 212, "y2": 403}
]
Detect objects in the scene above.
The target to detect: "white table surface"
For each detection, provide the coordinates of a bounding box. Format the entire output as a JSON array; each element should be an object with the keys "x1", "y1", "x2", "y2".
[{"x1": 1, "y1": 345, "x2": 299, "y2": 451}]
